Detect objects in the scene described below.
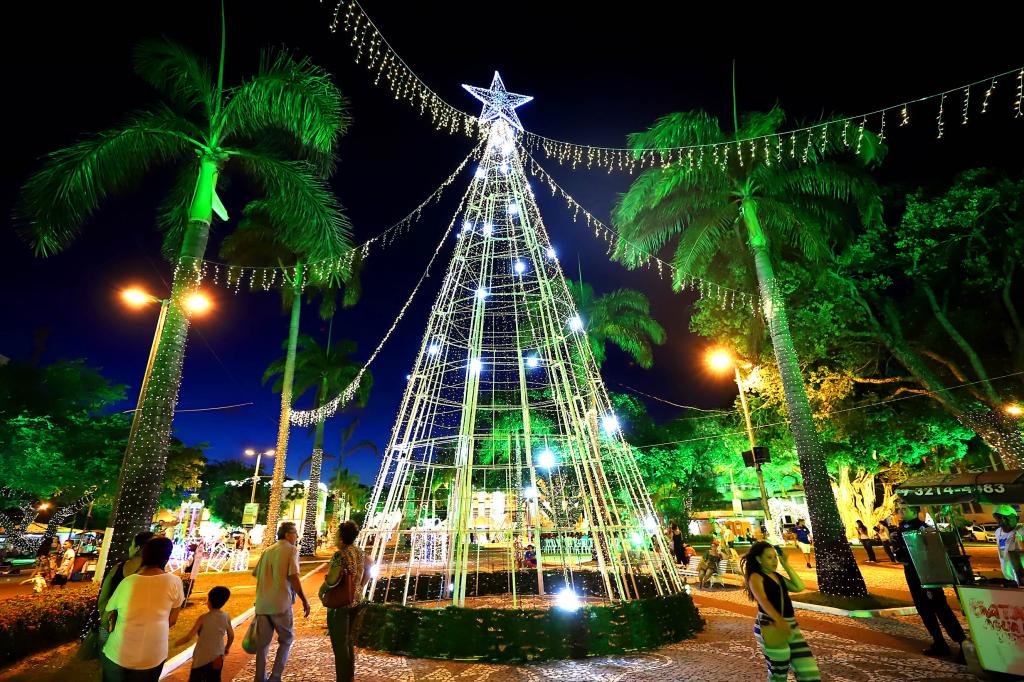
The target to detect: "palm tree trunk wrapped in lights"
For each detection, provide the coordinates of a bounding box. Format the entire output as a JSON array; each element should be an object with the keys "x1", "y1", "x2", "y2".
[
  {"x1": 613, "y1": 106, "x2": 883, "y2": 596},
  {"x1": 16, "y1": 5, "x2": 351, "y2": 567}
]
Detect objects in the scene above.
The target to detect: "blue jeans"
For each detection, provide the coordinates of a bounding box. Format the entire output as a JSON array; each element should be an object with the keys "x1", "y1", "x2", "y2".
[{"x1": 254, "y1": 612, "x2": 294, "y2": 682}]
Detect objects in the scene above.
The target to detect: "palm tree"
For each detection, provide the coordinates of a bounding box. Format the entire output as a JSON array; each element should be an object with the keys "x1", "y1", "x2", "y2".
[
  {"x1": 297, "y1": 417, "x2": 378, "y2": 478},
  {"x1": 613, "y1": 107, "x2": 882, "y2": 597},
  {"x1": 17, "y1": 9, "x2": 350, "y2": 567},
  {"x1": 220, "y1": 219, "x2": 361, "y2": 548},
  {"x1": 264, "y1": 332, "x2": 372, "y2": 555},
  {"x1": 329, "y1": 467, "x2": 368, "y2": 530},
  {"x1": 565, "y1": 278, "x2": 666, "y2": 369}
]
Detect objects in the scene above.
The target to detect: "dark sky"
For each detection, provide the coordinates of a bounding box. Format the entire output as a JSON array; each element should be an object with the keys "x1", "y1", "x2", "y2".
[{"x1": 2, "y1": 2, "x2": 1022, "y2": 487}]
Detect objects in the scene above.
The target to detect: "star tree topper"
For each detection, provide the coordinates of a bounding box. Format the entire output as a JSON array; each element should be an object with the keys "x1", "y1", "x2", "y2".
[{"x1": 462, "y1": 71, "x2": 533, "y2": 132}]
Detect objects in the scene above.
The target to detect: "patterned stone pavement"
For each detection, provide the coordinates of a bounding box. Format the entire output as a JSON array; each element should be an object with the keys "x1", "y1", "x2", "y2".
[{"x1": 230, "y1": 600, "x2": 974, "y2": 682}]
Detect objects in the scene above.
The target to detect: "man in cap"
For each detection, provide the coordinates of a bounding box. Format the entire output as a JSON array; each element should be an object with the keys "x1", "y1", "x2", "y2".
[{"x1": 992, "y1": 504, "x2": 1023, "y2": 586}]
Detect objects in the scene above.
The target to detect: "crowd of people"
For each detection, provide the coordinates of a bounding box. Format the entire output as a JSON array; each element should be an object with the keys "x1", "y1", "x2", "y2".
[{"x1": 58, "y1": 500, "x2": 1022, "y2": 682}]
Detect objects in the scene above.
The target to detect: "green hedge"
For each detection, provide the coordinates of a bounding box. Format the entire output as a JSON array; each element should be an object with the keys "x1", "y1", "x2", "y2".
[
  {"x1": 0, "y1": 585, "x2": 96, "y2": 663},
  {"x1": 354, "y1": 591, "x2": 703, "y2": 662}
]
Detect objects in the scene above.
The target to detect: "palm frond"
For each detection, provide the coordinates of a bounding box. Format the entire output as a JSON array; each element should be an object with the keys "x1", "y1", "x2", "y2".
[
  {"x1": 232, "y1": 149, "x2": 352, "y2": 261},
  {"x1": 671, "y1": 203, "x2": 741, "y2": 275},
  {"x1": 738, "y1": 107, "x2": 786, "y2": 139},
  {"x1": 18, "y1": 107, "x2": 195, "y2": 256},
  {"x1": 344, "y1": 440, "x2": 378, "y2": 458},
  {"x1": 627, "y1": 110, "x2": 726, "y2": 152},
  {"x1": 133, "y1": 38, "x2": 215, "y2": 119},
  {"x1": 221, "y1": 48, "x2": 349, "y2": 167},
  {"x1": 157, "y1": 163, "x2": 200, "y2": 260}
]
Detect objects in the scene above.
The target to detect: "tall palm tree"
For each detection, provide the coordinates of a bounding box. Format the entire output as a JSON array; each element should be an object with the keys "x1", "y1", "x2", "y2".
[
  {"x1": 17, "y1": 10, "x2": 350, "y2": 567},
  {"x1": 565, "y1": 278, "x2": 667, "y2": 369},
  {"x1": 297, "y1": 417, "x2": 378, "y2": 478},
  {"x1": 264, "y1": 332, "x2": 372, "y2": 554},
  {"x1": 613, "y1": 107, "x2": 882, "y2": 597},
  {"x1": 220, "y1": 219, "x2": 361, "y2": 548},
  {"x1": 329, "y1": 467, "x2": 368, "y2": 530}
]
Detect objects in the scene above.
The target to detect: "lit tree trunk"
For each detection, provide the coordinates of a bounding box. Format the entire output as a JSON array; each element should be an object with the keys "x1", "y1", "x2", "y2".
[
  {"x1": 107, "y1": 155, "x2": 218, "y2": 568},
  {"x1": 300, "y1": 378, "x2": 329, "y2": 555},
  {"x1": 743, "y1": 196, "x2": 867, "y2": 597},
  {"x1": 263, "y1": 264, "x2": 304, "y2": 547}
]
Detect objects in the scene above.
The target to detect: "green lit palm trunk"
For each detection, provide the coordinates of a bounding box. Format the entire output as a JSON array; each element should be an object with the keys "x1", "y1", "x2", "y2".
[
  {"x1": 300, "y1": 378, "x2": 329, "y2": 555},
  {"x1": 743, "y1": 197, "x2": 867, "y2": 597},
  {"x1": 107, "y1": 156, "x2": 219, "y2": 568},
  {"x1": 263, "y1": 265, "x2": 303, "y2": 547}
]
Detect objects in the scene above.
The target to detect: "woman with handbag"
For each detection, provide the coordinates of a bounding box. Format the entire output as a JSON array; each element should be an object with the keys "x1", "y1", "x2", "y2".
[
  {"x1": 742, "y1": 541, "x2": 820, "y2": 682},
  {"x1": 321, "y1": 521, "x2": 373, "y2": 682}
]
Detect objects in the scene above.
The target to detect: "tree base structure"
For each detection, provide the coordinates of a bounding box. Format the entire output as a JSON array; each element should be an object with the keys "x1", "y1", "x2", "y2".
[{"x1": 353, "y1": 590, "x2": 703, "y2": 662}]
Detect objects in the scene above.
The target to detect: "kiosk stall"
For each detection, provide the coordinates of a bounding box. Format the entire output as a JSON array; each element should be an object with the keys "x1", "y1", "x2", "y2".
[{"x1": 895, "y1": 470, "x2": 1023, "y2": 677}]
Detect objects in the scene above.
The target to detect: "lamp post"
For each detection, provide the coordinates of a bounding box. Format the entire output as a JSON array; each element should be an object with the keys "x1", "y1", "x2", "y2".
[
  {"x1": 246, "y1": 449, "x2": 275, "y2": 504},
  {"x1": 707, "y1": 349, "x2": 773, "y2": 524},
  {"x1": 95, "y1": 287, "x2": 212, "y2": 582}
]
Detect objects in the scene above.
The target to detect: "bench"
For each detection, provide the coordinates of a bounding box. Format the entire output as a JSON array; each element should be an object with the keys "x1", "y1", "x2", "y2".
[{"x1": 679, "y1": 555, "x2": 701, "y2": 581}]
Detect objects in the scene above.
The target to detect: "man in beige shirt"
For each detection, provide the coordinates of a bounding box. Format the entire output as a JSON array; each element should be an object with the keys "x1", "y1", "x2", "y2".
[{"x1": 253, "y1": 522, "x2": 310, "y2": 682}]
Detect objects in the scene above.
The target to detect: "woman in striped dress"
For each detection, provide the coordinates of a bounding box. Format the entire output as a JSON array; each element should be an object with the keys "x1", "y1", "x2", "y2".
[{"x1": 742, "y1": 541, "x2": 820, "y2": 681}]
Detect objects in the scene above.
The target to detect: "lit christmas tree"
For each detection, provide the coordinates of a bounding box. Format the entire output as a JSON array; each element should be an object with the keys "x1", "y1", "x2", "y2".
[{"x1": 360, "y1": 73, "x2": 682, "y2": 607}]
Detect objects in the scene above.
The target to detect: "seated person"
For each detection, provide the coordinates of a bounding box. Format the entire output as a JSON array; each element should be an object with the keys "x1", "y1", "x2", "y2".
[
  {"x1": 524, "y1": 544, "x2": 537, "y2": 569},
  {"x1": 698, "y1": 539, "x2": 724, "y2": 586}
]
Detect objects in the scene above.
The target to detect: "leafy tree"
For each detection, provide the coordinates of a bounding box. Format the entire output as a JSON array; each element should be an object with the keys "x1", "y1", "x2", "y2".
[
  {"x1": 199, "y1": 460, "x2": 271, "y2": 526},
  {"x1": 613, "y1": 107, "x2": 882, "y2": 595},
  {"x1": 565, "y1": 279, "x2": 666, "y2": 368},
  {"x1": 836, "y1": 169, "x2": 1024, "y2": 466},
  {"x1": 17, "y1": 8, "x2": 352, "y2": 566},
  {"x1": 158, "y1": 438, "x2": 208, "y2": 509}
]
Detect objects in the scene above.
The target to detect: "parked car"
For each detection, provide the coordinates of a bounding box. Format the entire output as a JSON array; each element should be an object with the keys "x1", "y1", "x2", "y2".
[{"x1": 960, "y1": 523, "x2": 999, "y2": 542}]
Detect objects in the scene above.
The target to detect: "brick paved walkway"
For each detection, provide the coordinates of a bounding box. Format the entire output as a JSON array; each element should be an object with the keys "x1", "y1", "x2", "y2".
[{"x1": 225, "y1": 598, "x2": 973, "y2": 682}]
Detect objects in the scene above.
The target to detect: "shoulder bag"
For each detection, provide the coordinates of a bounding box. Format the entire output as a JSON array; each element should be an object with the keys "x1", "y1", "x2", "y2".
[{"x1": 319, "y1": 552, "x2": 356, "y2": 608}]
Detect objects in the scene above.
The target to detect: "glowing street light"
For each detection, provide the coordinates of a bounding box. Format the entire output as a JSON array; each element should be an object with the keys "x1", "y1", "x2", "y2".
[
  {"x1": 1006, "y1": 404, "x2": 1023, "y2": 417},
  {"x1": 705, "y1": 346, "x2": 771, "y2": 523},
  {"x1": 121, "y1": 288, "x2": 158, "y2": 307},
  {"x1": 536, "y1": 449, "x2": 556, "y2": 469},
  {"x1": 245, "y1": 448, "x2": 275, "y2": 504},
  {"x1": 184, "y1": 292, "x2": 211, "y2": 314}
]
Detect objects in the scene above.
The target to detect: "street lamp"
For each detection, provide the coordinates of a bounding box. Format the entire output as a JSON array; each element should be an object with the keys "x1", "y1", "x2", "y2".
[
  {"x1": 706, "y1": 347, "x2": 773, "y2": 524},
  {"x1": 246, "y1": 449, "x2": 275, "y2": 504},
  {"x1": 1006, "y1": 404, "x2": 1023, "y2": 417},
  {"x1": 97, "y1": 287, "x2": 213, "y2": 582}
]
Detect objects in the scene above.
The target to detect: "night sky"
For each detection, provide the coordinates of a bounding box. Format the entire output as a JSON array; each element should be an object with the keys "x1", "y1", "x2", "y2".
[{"x1": 3, "y1": 3, "x2": 1021, "y2": 487}]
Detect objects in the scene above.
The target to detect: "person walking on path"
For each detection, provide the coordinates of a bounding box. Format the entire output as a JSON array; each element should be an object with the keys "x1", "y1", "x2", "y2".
[
  {"x1": 101, "y1": 536, "x2": 183, "y2": 681},
  {"x1": 891, "y1": 507, "x2": 966, "y2": 660},
  {"x1": 855, "y1": 520, "x2": 878, "y2": 563},
  {"x1": 992, "y1": 505, "x2": 1024, "y2": 586},
  {"x1": 175, "y1": 586, "x2": 234, "y2": 681},
  {"x1": 324, "y1": 521, "x2": 373, "y2": 682},
  {"x1": 742, "y1": 542, "x2": 820, "y2": 682},
  {"x1": 873, "y1": 523, "x2": 897, "y2": 563},
  {"x1": 793, "y1": 520, "x2": 813, "y2": 569},
  {"x1": 671, "y1": 523, "x2": 685, "y2": 564},
  {"x1": 53, "y1": 539, "x2": 76, "y2": 587},
  {"x1": 98, "y1": 531, "x2": 156, "y2": 647},
  {"x1": 252, "y1": 522, "x2": 310, "y2": 682}
]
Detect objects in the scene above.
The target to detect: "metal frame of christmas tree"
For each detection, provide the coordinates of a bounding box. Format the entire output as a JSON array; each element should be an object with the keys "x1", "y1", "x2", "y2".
[{"x1": 359, "y1": 73, "x2": 682, "y2": 609}]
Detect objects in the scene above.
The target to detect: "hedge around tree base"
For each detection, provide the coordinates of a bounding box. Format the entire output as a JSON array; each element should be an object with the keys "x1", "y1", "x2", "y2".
[{"x1": 353, "y1": 591, "x2": 703, "y2": 662}]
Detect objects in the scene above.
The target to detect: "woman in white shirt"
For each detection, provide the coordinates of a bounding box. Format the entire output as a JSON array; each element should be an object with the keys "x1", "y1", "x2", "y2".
[{"x1": 102, "y1": 535, "x2": 184, "y2": 681}]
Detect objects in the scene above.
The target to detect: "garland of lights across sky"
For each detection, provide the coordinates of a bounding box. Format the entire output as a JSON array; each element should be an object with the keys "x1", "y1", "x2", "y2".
[{"x1": 358, "y1": 74, "x2": 682, "y2": 608}]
